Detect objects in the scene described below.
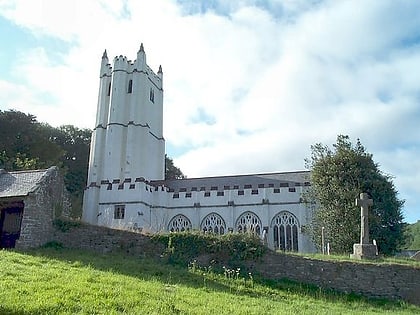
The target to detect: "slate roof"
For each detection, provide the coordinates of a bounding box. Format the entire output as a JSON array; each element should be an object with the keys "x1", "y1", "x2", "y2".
[
  {"x1": 152, "y1": 170, "x2": 310, "y2": 193},
  {"x1": 0, "y1": 168, "x2": 51, "y2": 198}
]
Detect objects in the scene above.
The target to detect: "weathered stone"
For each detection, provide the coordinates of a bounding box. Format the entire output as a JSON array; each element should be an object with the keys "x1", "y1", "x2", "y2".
[{"x1": 350, "y1": 244, "x2": 378, "y2": 260}]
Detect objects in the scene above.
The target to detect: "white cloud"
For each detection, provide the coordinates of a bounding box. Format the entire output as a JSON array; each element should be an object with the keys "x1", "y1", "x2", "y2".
[{"x1": 0, "y1": 0, "x2": 419, "y2": 222}]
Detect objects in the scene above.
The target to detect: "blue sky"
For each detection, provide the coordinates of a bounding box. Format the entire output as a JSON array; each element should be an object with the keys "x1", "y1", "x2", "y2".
[{"x1": 0, "y1": 0, "x2": 419, "y2": 223}]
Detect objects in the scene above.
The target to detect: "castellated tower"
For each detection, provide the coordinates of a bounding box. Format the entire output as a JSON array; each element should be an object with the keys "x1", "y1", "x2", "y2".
[{"x1": 82, "y1": 44, "x2": 165, "y2": 224}]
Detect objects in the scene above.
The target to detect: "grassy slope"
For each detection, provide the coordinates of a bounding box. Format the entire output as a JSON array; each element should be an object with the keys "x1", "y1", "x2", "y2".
[{"x1": 0, "y1": 248, "x2": 419, "y2": 315}]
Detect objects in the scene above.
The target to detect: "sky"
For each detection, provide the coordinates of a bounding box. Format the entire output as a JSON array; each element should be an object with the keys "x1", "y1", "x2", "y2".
[{"x1": 0, "y1": 0, "x2": 419, "y2": 223}]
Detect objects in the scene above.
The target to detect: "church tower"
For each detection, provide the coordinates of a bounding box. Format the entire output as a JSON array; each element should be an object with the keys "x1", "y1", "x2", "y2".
[{"x1": 82, "y1": 45, "x2": 165, "y2": 224}]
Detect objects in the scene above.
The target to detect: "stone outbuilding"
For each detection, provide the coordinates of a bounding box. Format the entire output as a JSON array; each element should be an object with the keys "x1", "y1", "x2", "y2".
[{"x1": 0, "y1": 166, "x2": 69, "y2": 249}]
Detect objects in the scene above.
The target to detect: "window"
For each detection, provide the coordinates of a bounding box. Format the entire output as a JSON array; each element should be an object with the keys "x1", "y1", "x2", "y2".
[
  {"x1": 238, "y1": 190, "x2": 244, "y2": 195},
  {"x1": 211, "y1": 186, "x2": 218, "y2": 191},
  {"x1": 236, "y1": 211, "x2": 261, "y2": 235},
  {"x1": 201, "y1": 213, "x2": 226, "y2": 235},
  {"x1": 244, "y1": 184, "x2": 252, "y2": 189},
  {"x1": 127, "y1": 80, "x2": 133, "y2": 93},
  {"x1": 168, "y1": 214, "x2": 192, "y2": 232},
  {"x1": 107, "y1": 82, "x2": 111, "y2": 96},
  {"x1": 129, "y1": 184, "x2": 135, "y2": 189},
  {"x1": 204, "y1": 192, "x2": 211, "y2": 197},
  {"x1": 114, "y1": 205, "x2": 125, "y2": 219},
  {"x1": 271, "y1": 211, "x2": 299, "y2": 251},
  {"x1": 185, "y1": 192, "x2": 192, "y2": 198},
  {"x1": 173, "y1": 193, "x2": 179, "y2": 199},
  {"x1": 149, "y1": 88, "x2": 155, "y2": 103},
  {"x1": 289, "y1": 187, "x2": 296, "y2": 192},
  {"x1": 274, "y1": 188, "x2": 280, "y2": 193},
  {"x1": 251, "y1": 189, "x2": 258, "y2": 195},
  {"x1": 217, "y1": 191, "x2": 224, "y2": 196}
]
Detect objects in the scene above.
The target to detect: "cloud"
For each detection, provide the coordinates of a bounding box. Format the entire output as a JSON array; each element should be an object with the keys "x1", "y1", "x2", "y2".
[{"x1": 0, "y1": 0, "x2": 419, "y2": 222}]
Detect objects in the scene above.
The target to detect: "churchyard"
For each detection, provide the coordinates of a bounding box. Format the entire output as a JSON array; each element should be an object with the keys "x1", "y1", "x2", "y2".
[{"x1": 1, "y1": 247, "x2": 419, "y2": 315}]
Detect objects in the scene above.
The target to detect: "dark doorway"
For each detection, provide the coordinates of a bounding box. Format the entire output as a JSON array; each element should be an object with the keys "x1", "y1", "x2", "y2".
[{"x1": 0, "y1": 201, "x2": 24, "y2": 249}]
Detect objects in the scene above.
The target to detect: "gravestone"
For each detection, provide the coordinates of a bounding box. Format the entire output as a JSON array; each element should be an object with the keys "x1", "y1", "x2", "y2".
[{"x1": 350, "y1": 193, "x2": 378, "y2": 260}]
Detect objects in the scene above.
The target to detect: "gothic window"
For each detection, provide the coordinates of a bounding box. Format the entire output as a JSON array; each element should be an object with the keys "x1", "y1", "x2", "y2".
[
  {"x1": 107, "y1": 82, "x2": 111, "y2": 96},
  {"x1": 235, "y1": 211, "x2": 261, "y2": 236},
  {"x1": 149, "y1": 88, "x2": 154, "y2": 103},
  {"x1": 127, "y1": 79, "x2": 133, "y2": 93},
  {"x1": 201, "y1": 213, "x2": 226, "y2": 235},
  {"x1": 271, "y1": 211, "x2": 299, "y2": 251},
  {"x1": 168, "y1": 214, "x2": 192, "y2": 232},
  {"x1": 114, "y1": 205, "x2": 125, "y2": 219}
]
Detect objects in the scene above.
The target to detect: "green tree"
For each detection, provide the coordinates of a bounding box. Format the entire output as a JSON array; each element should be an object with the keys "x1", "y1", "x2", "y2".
[
  {"x1": 305, "y1": 135, "x2": 405, "y2": 255},
  {"x1": 165, "y1": 154, "x2": 185, "y2": 180},
  {"x1": 0, "y1": 110, "x2": 64, "y2": 170},
  {"x1": 403, "y1": 221, "x2": 420, "y2": 250}
]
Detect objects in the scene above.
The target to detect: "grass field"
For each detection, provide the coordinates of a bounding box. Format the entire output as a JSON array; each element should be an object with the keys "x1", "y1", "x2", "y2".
[{"x1": 1, "y1": 248, "x2": 419, "y2": 314}]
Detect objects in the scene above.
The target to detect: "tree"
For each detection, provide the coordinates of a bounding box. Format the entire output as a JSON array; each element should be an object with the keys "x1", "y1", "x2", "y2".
[
  {"x1": 165, "y1": 154, "x2": 185, "y2": 180},
  {"x1": 305, "y1": 135, "x2": 405, "y2": 255},
  {"x1": 403, "y1": 221, "x2": 420, "y2": 250}
]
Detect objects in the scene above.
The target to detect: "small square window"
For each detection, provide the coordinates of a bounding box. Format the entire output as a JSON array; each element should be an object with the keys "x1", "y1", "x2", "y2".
[
  {"x1": 217, "y1": 191, "x2": 224, "y2": 196},
  {"x1": 129, "y1": 184, "x2": 135, "y2": 189},
  {"x1": 224, "y1": 185, "x2": 230, "y2": 190},
  {"x1": 244, "y1": 184, "x2": 252, "y2": 189},
  {"x1": 274, "y1": 188, "x2": 280, "y2": 193},
  {"x1": 289, "y1": 187, "x2": 296, "y2": 192},
  {"x1": 251, "y1": 189, "x2": 258, "y2": 195},
  {"x1": 238, "y1": 190, "x2": 244, "y2": 195},
  {"x1": 185, "y1": 192, "x2": 192, "y2": 198},
  {"x1": 114, "y1": 205, "x2": 125, "y2": 219},
  {"x1": 173, "y1": 193, "x2": 179, "y2": 199},
  {"x1": 211, "y1": 186, "x2": 218, "y2": 191},
  {"x1": 233, "y1": 185, "x2": 239, "y2": 189},
  {"x1": 204, "y1": 192, "x2": 211, "y2": 197},
  {"x1": 200, "y1": 186, "x2": 206, "y2": 191}
]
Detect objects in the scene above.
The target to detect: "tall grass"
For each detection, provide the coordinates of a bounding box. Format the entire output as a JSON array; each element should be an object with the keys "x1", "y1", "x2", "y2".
[{"x1": 0, "y1": 248, "x2": 418, "y2": 314}]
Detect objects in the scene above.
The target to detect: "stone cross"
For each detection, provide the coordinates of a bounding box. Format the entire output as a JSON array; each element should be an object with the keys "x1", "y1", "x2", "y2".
[{"x1": 355, "y1": 192, "x2": 373, "y2": 244}]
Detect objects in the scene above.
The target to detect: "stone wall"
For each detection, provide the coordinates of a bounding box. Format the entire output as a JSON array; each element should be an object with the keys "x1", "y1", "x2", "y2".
[
  {"x1": 249, "y1": 252, "x2": 420, "y2": 306},
  {"x1": 16, "y1": 167, "x2": 70, "y2": 249},
  {"x1": 52, "y1": 223, "x2": 164, "y2": 259},
  {"x1": 50, "y1": 222, "x2": 419, "y2": 306}
]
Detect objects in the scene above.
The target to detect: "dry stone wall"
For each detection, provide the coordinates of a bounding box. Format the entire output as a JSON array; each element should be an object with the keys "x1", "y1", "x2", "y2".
[
  {"x1": 249, "y1": 252, "x2": 420, "y2": 306},
  {"x1": 50, "y1": 222, "x2": 420, "y2": 306}
]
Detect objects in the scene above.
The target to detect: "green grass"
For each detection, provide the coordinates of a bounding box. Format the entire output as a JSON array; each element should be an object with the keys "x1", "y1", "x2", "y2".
[
  {"x1": 0, "y1": 248, "x2": 419, "y2": 314},
  {"x1": 285, "y1": 251, "x2": 420, "y2": 267}
]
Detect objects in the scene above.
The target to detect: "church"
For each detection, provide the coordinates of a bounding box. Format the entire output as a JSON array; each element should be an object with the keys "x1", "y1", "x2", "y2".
[{"x1": 82, "y1": 45, "x2": 316, "y2": 253}]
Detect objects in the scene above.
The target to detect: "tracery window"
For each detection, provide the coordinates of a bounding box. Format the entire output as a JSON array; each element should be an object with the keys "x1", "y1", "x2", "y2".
[
  {"x1": 235, "y1": 211, "x2": 261, "y2": 236},
  {"x1": 201, "y1": 213, "x2": 226, "y2": 235},
  {"x1": 271, "y1": 211, "x2": 299, "y2": 251},
  {"x1": 168, "y1": 214, "x2": 192, "y2": 232}
]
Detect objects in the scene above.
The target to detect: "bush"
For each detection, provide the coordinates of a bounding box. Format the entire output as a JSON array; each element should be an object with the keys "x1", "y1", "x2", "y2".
[{"x1": 152, "y1": 231, "x2": 266, "y2": 265}]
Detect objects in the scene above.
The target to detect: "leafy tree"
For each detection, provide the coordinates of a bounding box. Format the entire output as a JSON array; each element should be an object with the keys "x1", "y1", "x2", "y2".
[
  {"x1": 0, "y1": 110, "x2": 64, "y2": 170},
  {"x1": 305, "y1": 135, "x2": 405, "y2": 255},
  {"x1": 165, "y1": 154, "x2": 185, "y2": 180},
  {"x1": 403, "y1": 221, "x2": 420, "y2": 250}
]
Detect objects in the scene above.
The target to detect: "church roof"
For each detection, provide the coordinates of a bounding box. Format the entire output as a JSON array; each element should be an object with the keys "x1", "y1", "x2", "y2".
[
  {"x1": 152, "y1": 170, "x2": 310, "y2": 193},
  {"x1": 0, "y1": 168, "x2": 53, "y2": 198}
]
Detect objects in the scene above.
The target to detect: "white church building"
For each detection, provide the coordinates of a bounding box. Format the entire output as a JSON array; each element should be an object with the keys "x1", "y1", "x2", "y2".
[{"x1": 82, "y1": 45, "x2": 315, "y2": 253}]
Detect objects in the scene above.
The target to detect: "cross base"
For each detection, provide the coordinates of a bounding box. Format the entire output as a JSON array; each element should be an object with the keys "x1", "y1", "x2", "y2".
[{"x1": 350, "y1": 244, "x2": 378, "y2": 260}]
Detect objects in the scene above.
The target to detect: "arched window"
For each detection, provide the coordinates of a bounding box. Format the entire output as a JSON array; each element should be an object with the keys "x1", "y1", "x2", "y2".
[
  {"x1": 235, "y1": 211, "x2": 261, "y2": 236},
  {"x1": 201, "y1": 213, "x2": 226, "y2": 235},
  {"x1": 127, "y1": 79, "x2": 133, "y2": 93},
  {"x1": 271, "y1": 211, "x2": 299, "y2": 251},
  {"x1": 168, "y1": 214, "x2": 192, "y2": 232}
]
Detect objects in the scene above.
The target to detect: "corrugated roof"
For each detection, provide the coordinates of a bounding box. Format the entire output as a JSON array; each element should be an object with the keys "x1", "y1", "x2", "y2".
[{"x1": 0, "y1": 168, "x2": 50, "y2": 198}]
